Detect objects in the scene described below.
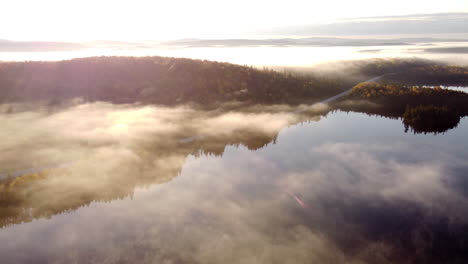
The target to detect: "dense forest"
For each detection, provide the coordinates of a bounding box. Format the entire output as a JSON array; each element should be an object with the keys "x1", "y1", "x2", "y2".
[
  {"x1": 0, "y1": 57, "x2": 467, "y2": 107},
  {"x1": 350, "y1": 58, "x2": 468, "y2": 86},
  {"x1": 337, "y1": 83, "x2": 468, "y2": 133},
  {"x1": 0, "y1": 56, "x2": 351, "y2": 106},
  {"x1": 347, "y1": 82, "x2": 468, "y2": 113},
  {"x1": 1, "y1": 56, "x2": 467, "y2": 133},
  {"x1": 1, "y1": 57, "x2": 468, "y2": 264}
]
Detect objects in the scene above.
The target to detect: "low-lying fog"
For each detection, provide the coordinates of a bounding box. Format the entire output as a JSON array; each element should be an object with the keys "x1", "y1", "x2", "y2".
[
  {"x1": 1, "y1": 102, "x2": 468, "y2": 264},
  {"x1": 0, "y1": 102, "x2": 310, "y2": 176},
  {"x1": 1, "y1": 40, "x2": 468, "y2": 66}
]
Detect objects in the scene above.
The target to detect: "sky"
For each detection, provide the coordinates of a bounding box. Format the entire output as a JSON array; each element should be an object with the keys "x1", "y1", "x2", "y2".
[{"x1": 1, "y1": 0, "x2": 468, "y2": 41}]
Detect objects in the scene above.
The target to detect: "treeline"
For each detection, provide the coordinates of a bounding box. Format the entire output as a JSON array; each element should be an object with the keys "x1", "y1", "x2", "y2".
[
  {"x1": 337, "y1": 83, "x2": 468, "y2": 134},
  {"x1": 1, "y1": 57, "x2": 465, "y2": 106},
  {"x1": 347, "y1": 82, "x2": 468, "y2": 113},
  {"x1": 1, "y1": 56, "x2": 466, "y2": 108},
  {"x1": 351, "y1": 58, "x2": 468, "y2": 86},
  {"x1": 402, "y1": 105, "x2": 460, "y2": 134},
  {"x1": 0, "y1": 56, "x2": 347, "y2": 106}
]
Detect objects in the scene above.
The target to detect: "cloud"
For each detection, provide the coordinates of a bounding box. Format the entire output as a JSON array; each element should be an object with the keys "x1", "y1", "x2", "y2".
[
  {"x1": 0, "y1": 102, "x2": 309, "y2": 222},
  {"x1": 0, "y1": 103, "x2": 359, "y2": 264},
  {"x1": 306, "y1": 142, "x2": 467, "y2": 210},
  {"x1": 266, "y1": 12, "x2": 468, "y2": 36},
  {"x1": 0, "y1": 39, "x2": 84, "y2": 52},
  {"x1": 425, "y1": 46, "x2": 468, "y2": 53},
  {"x1": 159, "y1": 36, "x2": 468, "y2": 48}
]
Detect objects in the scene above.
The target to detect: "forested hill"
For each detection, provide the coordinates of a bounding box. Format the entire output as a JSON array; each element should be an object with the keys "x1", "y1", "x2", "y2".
[
  {"x1": 0, "y1": 56, "x2": 347, "y2": 105},
  {"x1": 337, "y1": 83, "x2": 468, "y2": 134},
  {"x1": 349, "y1": 58, "x2": 468, "y2": 86}
]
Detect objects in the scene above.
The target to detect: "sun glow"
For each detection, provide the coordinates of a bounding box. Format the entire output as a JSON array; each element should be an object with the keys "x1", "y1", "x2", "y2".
[
  {"x1": 1, "y1": 43, "x2": 467, "y2": 66},
  {"x1": 1, "y1": 0, "x2": 467, "y2": 42}
]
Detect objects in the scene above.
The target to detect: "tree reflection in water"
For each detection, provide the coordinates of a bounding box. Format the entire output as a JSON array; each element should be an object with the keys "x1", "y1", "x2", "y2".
[{"x1": 1, "y1": 103, "x2": 468, "y2": 264}]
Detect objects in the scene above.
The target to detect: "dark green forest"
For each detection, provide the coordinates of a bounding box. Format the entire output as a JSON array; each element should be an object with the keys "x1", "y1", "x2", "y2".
[
  {"x1": 1, "y1": 56, "x2": 467, "y2": 134},
  {"x1": 346, "y1": 82, "x2": 468, "y2": 114},
  {"x1": 349, "y1": 58, "x2": 468, "y2": 86},
  {"x1": 0, "y1": 56, "x2": 350, "y2": 106},
  {"x1": 0, "y1": 57, "x2": 467, "y2": 106},
  {"x1": 337, "y1": 83, "x2": 468, "y2": 134}
]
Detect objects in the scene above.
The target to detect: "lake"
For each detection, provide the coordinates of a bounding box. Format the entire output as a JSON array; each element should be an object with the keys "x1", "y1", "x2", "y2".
[{"x1": 1, "y1": 106, "x2": 468, "y2": 264}]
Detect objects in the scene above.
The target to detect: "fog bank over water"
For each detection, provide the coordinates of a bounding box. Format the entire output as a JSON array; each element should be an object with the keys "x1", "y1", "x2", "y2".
[
  {"x1": 1, "y1": 104, "x2": 468, "y2": 264},
  {"x1": 0, "y1": 103, "x2": 305, "y2": 174},
  {"x1": 2, "y1": 3, "x2": 468, "y2": 263}
]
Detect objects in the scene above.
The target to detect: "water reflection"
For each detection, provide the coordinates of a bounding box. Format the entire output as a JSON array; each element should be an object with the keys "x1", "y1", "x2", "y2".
[
  {"x1": 1, "y1": 104, "x2": 468, "y2": 263},
  {"x1": 336, "y1": 100, "x2": 466, "y2": 135},
  {"x1": 0, "y1": 103, "x2": 309, "y2": 229}
]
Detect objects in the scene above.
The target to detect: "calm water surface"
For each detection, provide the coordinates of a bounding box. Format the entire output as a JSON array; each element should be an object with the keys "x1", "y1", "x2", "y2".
[{"x1": 1, "y1": 108, "x2": 468, "y2": 264}]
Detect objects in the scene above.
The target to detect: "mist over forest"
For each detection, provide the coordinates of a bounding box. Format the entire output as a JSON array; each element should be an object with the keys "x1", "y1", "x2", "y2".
[
  {"x1": 2, "y1": 2, "x2": 468, "y2": 262},
  {"x1": 0, "y1": 56, "x2": 467, "y2": 107}
]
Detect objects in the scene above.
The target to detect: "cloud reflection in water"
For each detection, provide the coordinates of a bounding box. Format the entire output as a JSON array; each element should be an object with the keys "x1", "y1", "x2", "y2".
[{"x1": 0, "y1": 104, "x2": 468, "y2": 263}]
